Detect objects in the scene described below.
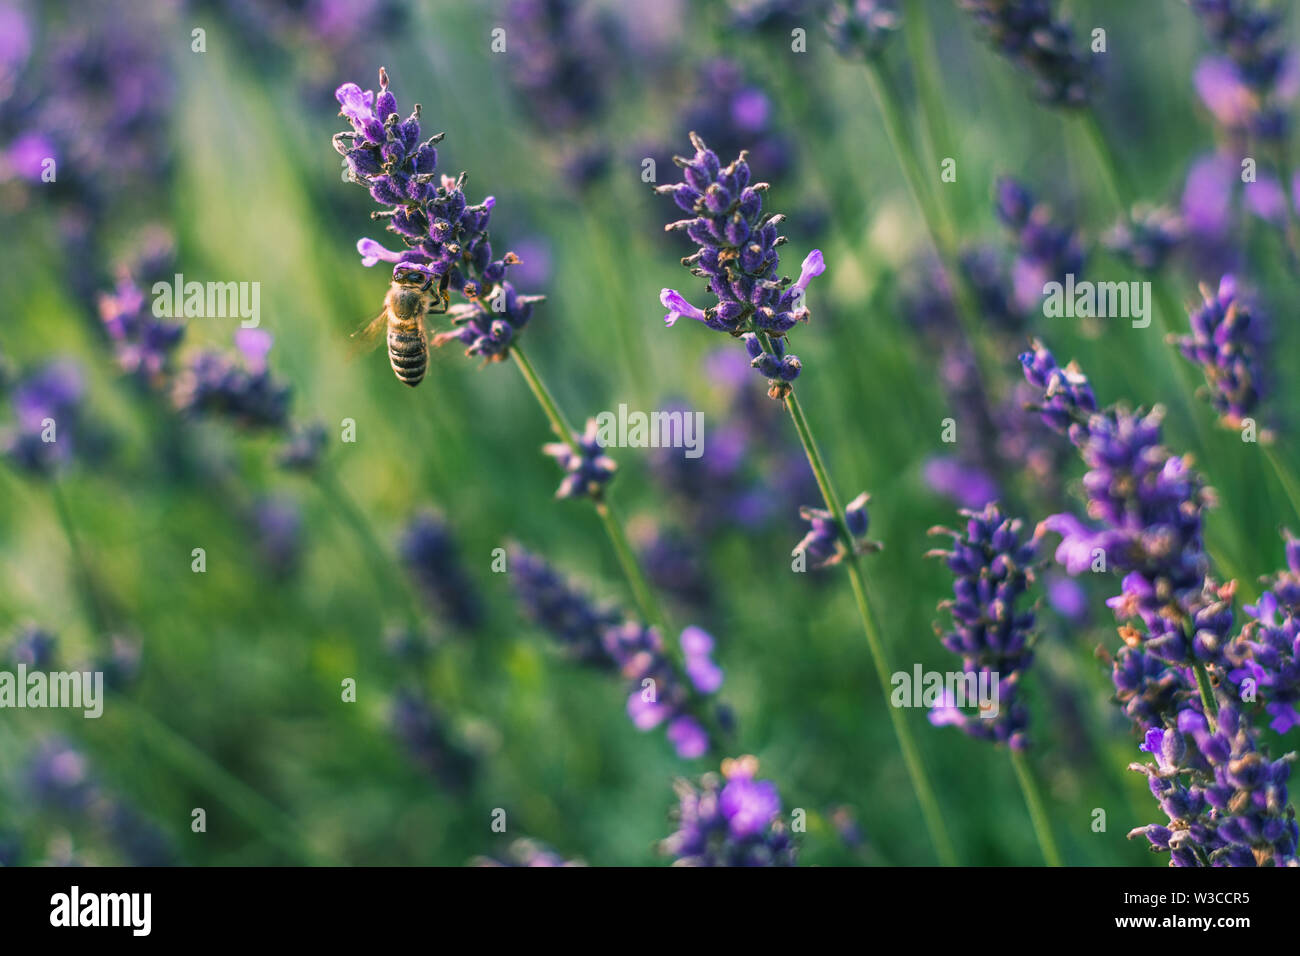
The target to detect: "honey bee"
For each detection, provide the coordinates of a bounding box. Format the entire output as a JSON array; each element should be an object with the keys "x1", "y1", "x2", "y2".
[{"x1": 352, "y1": 265, "x2": 450, "y2": 387}]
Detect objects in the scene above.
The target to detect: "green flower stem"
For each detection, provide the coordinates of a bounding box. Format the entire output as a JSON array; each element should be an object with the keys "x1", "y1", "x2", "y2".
[
  {"x1": 49, "y1": 480, "x2": 110, "y2": 638},
  {"x1": 1264, "y1": 444, "x2": 1300, "y2": 523},
  {"x1": 774, "y1": 363, "x2": 956, "y2": 865},
  {"x1": 863, "y1": 60, "x2": 1000, "y2": 405},
  {"x1": 511, "y1": 343, "x2": 730, "y2": 756},
  {"x1": 313, "y1": 465, "x2": 423, "y2": 630},
  {"x1": 1009, "y1": 748, "x2": 1063, "y2": 866},
  {"x1": 39, "y1": 471, "x2": 326, "y2": 864},
  {"x1": 1193, "y1": 659, "x2": 1220, "y2": 732},
  {"x1": 510, "y1": 344, "x2": 668, "y2": 637}
]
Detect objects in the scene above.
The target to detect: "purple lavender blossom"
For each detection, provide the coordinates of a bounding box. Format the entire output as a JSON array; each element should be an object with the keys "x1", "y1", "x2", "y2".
[
  {"x1": 170, "y1": 330, "x2": 291, "y2": 430},
  {"x1": 542, "y1": 418, "x2": 617, "y2": 501},
  {"x1": 674, "y1": 59, "x2": 795, "y2": 186},
  {"x1": 508, "y1": 543, "x2": 622, "y2": 667},
  {"x1": 662, "y1": 756, "x2": 796, "y2": 866},
  {"x1": 509, "y1": 545, "x2": 723, "y2": 758},
  {"x1": 656, "y1": 132, "x2": 823, "y2": 399},
  {"x1": 995, "y1": 177, "x2": 1087, "y2": 314},
  {"x1": 471, "y1": 838, "x2": 583, "y2": 867},
  {"x1": 927, "y1": 503, "x2": 1040, "y2": 750},
  {"x1": 389, "y1": 689, "x2": 475, "y2": 793},
  {"x1": 922, "y1": 456, "x2": 999, "y2": 510},
  {"x1": 1130, "y1": 705, "x2": 1298, "y2": 866},
  {"x1": 1, "y1": 360, "x2": 87, "y2": 474},
  {"x1": 97, "y1": 271, "x2": 184, "y2": 384},
  {"x1": 826, "y1": 0, "x2": 901, "y2": 58},
  {"x1": 334, "y1": 69, "x2": 542, "y2": 363},
  {"x1": 958, "y1": 0, "x2": 1095, "y2": 107},
  {"x1": 1103, "y1": 205, "x2": 1186, "y2": 273},
  {"x1": 1173, "y1": 275, "x2": 1267, "y2": 429},
  {"x1": 8, "y1": 625, "x2": 57, "y2": 669},
  {"x1": 1188, "y1": 0, "x2": 1298, "y2": 143},
  {"x1": 399, "y1": 511, "x2": 483, "y2": 630},
  {"x1": 1239, "y1": 590, "x2": 1300, "y2": 734},
  {"x1": 794, "y1": 492, "x2": 875, "y2": 568}
]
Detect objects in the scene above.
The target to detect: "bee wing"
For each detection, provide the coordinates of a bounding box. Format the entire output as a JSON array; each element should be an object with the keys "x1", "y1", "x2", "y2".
[{"x1": 346, "y1": 310, "x2": 388, "y2": 361}]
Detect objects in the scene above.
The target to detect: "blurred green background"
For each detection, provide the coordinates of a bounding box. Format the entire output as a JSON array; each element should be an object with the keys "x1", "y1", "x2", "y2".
[{"x1": 1, "y1": 0, "x2": 1298, "y2": 866}]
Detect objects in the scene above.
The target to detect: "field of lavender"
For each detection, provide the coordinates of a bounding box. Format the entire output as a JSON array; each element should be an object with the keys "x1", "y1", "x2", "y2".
[{"x1": 1, "y1": 0, "x2": 1298, "y2": 871}]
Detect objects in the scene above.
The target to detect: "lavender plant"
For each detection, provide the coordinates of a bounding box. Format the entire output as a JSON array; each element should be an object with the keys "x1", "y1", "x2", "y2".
[
  {"x1": 656, "y1": 133, "x2": 956, "y2": 864},
  {"x1": 661, "y1": 755, "x2": 797, "y2": 866}
]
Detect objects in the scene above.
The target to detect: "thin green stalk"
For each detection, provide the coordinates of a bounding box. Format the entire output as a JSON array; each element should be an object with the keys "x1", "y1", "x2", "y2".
[
  {"x1": 863, "y1": 60, "x2": 1000, "y2": 398},
  {"x1": 42, "y1": 473, "x2": 326, "y2": 864},
  {"x1": 313, "y1": 466, "x2": 423, "y2": 630},
  {"x1": 510, "y1": 343, "x2": 667, "y2": 637},
  {"x1": 1264, "y1": 444, "x2": 1300, "y2": 522},
  {"x1": 1009, "y1": 748, "x2": 1062, "y2": 867},
  {"x1": 779, "y1": 377, "x2": 957, "y2": 866},
  {"x1": 1193, "y1": 660, "x2": 1220, "y2": 732},
  {"x1": 49, "y1": 480, "x2": 109, "y2": 637}
]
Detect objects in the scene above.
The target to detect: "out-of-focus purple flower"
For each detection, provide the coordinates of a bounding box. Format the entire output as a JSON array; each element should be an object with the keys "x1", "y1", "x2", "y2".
[
  {"x1": 958, "y1": 0, "x2": 1095, "y2": 107},
  {"x1": 1173, "y1": 274, "x2": 1268, "y2": 429},
  {"x1": 676, "y1": 59, "x2": 794, "y2": 187},
  {"x1": 249, "y1": 495, "x2": 303, "y2": 579},
  {"x1": 8, "y1": 625, "x2": 56, "y2": 669},
  {"x1": 171, "y1": 331, "x2": 291, "y2": 430},
  {"x1": 509, "y1": 545, "x2": 724, "y2": 758},
  {"x1": 1, "y1": 132, "x2": 56, "y2": 183},
  {"x1": 826, "y1": 0, "x2": 901, "y2": 59},
  {"x1": 471, "y1": 837, "x2": 583, "y2": 867},
  {"x1": 1, "y1": 360, "x2": 87, "y2": 475},
  {"x1": 277, "y1": 422, "x2": 328, "y2": 472},
  {"x1": 542, "y1": 417, "x2": 617, "y2": 501},
  {"x1": 1188, "y1": 0, "x2": 1298, "y2": 143},
  {"x1": 662, "y1": 755, "x2": 796, "y2": 866},
  {"x1": 508, "y1": 543, "x2": 621, "y2": 666},
  {"x1": 927, "y1": 503, "x2": 1040, "y2": 750},
  {"x1": 389, "y1": 689, "x2": 474, "y2": 792},
  {"x1": 1239, "y1": 582, "x2": 1300, "y2": 735},
  {"x1": 1045, "y1": 573, "x2": 1088, "y2": 621},
  {"x1": 399, "y1": 511, "x2": 482, "y2": 631},
  {"x1": 98, "y1": 272, "x2": 184, "y2": 384},
  {"x1": 922, "y1": 456, "x2": 999, "y2": 509},
  {"x1": 1104, "y1": 205, "x2": 1186, "y2": 273},
  {"x1": 995, "y1": 178, "x2": 1087, "y2": 314}
]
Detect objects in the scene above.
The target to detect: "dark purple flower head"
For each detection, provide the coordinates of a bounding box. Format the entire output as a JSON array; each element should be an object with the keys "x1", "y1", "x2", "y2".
[
  {"x1": 171, "y1": 330, "x2": 290, "y2": 430},
  {"x1": 1239, "y1": 587, "x2": 1300, "y2": 734},
  {"x1": 994, "y1": 179, "x2": 1086, "y2": 313},
  {"x1": 504, "y1": 0, "x2": 616, "y2": 134},
  {"x1": 334, "y1": 69, "x2": 541, "y2": 362},
  {"x1": 2, "y1": 360, "x2": 86, "y2": 475},
  {"x1": 675, "y1": 59, "x2": 794, "y2": 187},
  {"x1": 826, "y1": 0, "x2": 901, "y2": 59},
  {"x1": 958, "y1": 0, "x2": 1096, "y2": 107},
  {"x1": 508, "y1": 543, "x2": 622, "y2": 666},
  {"x1": 1173, "y1": 275, "x2": 1267, "y2": 429},
  {"x1": 1017, "y1": 338, "x2": 1097, "y2": 431},
  {"x1": 8, "y1": 626, "x2": 57, "y2": 669},
  {"x1": 399, "y1": 511, "x2": 482, "y2": 631},
  {"x1": 389, "y1": 689, "x2": 474, "y2": 792},
  {"x1": 97, "y1": 272, "x2": 184, "y2": 383},
  {"x1": 1188, "y1": 0, "x2": 1298, "y2": 142},
  {"x1": 656, "y1": 132, "x2": 822, "y2": 398},
  {"x1": 1104, "y1": 205, "x2": 1186, "y2": 273},
  {"x1": 542, "y1": 417, "x2": 617, "y2": 501},
  {"x1": 662, "y1": 756, "x2": 796, "y2": 866},
  {"x1": 278, "y1": 422, "x2": 328, "y2": 472},
  {"x1": 927, "y1": 503, "x2": 1039, "y2": 750},
  {"x1": 794, "y1": 492, "x2": 876, "y2": 568}
]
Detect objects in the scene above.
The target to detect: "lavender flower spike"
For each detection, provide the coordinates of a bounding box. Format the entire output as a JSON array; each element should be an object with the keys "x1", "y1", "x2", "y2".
[
  {"x1": 794, "y1": 491, "x2": 878, "y2": 568},
  {"x1": 655, "y1": 132, "x2": 823, "y2": 399},
  {"x1": 1173, "y1": 274, "x2": 1267, "y2": 431},
  {"x1": 958, "y1": 0, "x2": 1096, "y2": 108},
  {"x1": 662, "y1": 756, "x2": 797, "y2": 866},
  {"x1": 543, "y1": 417, "x2": 617, "y2": 500}
]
